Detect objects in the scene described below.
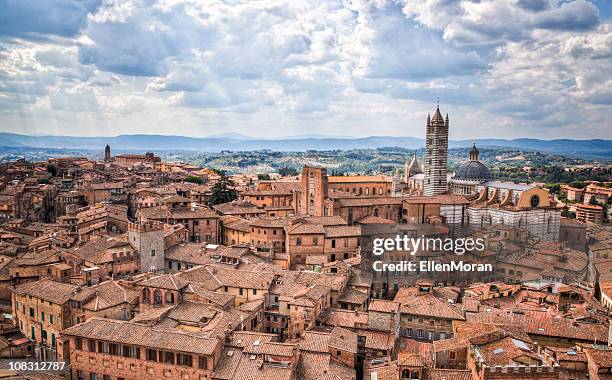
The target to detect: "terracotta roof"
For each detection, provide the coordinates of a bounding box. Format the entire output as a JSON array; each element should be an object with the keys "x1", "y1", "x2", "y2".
[
  {"x1": 285, "y1": 222, "x2": 326, "y2": 234},
  {"x1": 138, "y1": 273, "x2": 189, "y2": 290},
  {"x1": 328, "y1": 175, "x2": 392, "y2": 183},
  {"x1": 259, "y1": 342, "x2": 296, "y2": 357},
  {"x1": 227, "y1": 331, "x2": 277, "y2": 354},
  {"x1": 398, "y1": 352, "x2": 428, "y2": 367},
  {"x1": 324, "y1": 225, "x2": 361, "y2": 238},
  {"x1": 62, "y1": 317, "x2": 220, "y2": 355},
  {"x1": 12, "y1": 278, "x2": 79, "y2": 305},
  {"x1": 363, "y1": 330, "x2": 395, "y2": 351},
  {"x1": 369, "y1": 300, "x2": 400, "y2": 314},
  {"x1": 394, "y1": 291, "x2": 465, "y2": 320},
  {"x1": 213, "y1": 201, "x2": 265, "y2": 215},
  {"x1": 318, "y1": 309, "x2": 368, "y2": 329},
  {"x1": 466, "y1": 308, "x2": 608, "y2": 343},
  {"x1": 478, "y1": 336, "x2": 542, "y2": 366},
  {"x1": 337, "y1": 288, "x2": 369, "y2": 305},
  {"x1": 329, "y1": 326, "x2": 358, "y2": 354},
  {"x1": 585, "y1": 348, "x2": 612, "y2": 368},
  {"x1": 428, "y1": 369, "x2": 473, "y2": 380},
  {"x1": 77, "y1": 280, "x2": 138, "y2": 311}
]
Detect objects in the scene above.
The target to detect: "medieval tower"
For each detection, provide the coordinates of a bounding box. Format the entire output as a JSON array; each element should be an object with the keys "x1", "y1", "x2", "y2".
[
  {"x1": 423, "y1": 105, "x2": 449, "y2": 196},
  {"x1": 104, "y1": 144, "x2": 111, "y2": 162},
  {"x1": 128, "y1": 220, "x2": 165, "y2": 273}
]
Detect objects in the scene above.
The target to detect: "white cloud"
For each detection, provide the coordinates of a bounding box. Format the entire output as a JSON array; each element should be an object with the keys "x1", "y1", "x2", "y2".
[{"x1": 0, "y1": 0, "x2": 610, "y2": 139}]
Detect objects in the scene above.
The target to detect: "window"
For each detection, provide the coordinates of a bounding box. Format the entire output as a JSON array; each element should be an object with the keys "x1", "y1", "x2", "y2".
[
  {"x1": 75, "y1": 337, "x2": 83, "y2": 350},
  {"x1": 530, "y1": 195, "x2": 539, "y2": 208},
  {"x1": 50, "y1": 314, "x2": 54, "y2": 324},
  {"x1": 90, "y1": 374, "x2": 97, "y2": 380},
  {"x1": 147, "y1": 349, "x2": 158, "y2": 362},
  {"x1": 178, "y1": 353, "x2": 193, "y2": 367},
  {"x1": 29, "y1": 308, "x2": 34, "y2": 318},
  {"x1": 88, "y1": 340, "x2": 96, "y2": 352},
  {"x1": 253, "y1": 289, "x2": 257, "y2": 295},
  {"x1": 239, "y1": 288, "x2": 244, "y2": 296},
  {"x1": 41, "y1": 311, "x2": 45, "y2": 321},
  {"x1": 331, "y1": 239, "x2": 336, "y2": 248},
  {"x1": 151, "y1": 249, "x2": 156, "y2": 257},
  {"x1": 98, "y1": 341, "x2": 109, "y2": 354},
  {"x1": 199, "y1": 356, "x2": 208, "y2": 369},
  {"x1": 163, "y1": 351, "x2": 174, "y2": 364},
  {"x1": 296, "y1": 238, "x2": 301, "y2": 246}
]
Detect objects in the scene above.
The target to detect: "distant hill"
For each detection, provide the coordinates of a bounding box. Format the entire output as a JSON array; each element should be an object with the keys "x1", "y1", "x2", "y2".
[{"x1": 0, "y1": 133, "x2": 610, "y2": 159}]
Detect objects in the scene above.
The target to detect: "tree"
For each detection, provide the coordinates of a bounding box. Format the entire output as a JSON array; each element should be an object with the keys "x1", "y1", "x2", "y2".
[
  {"x1": 209, "y1": 173, "x2": 238, "y2": 205},
  {"x1": 546, "y1": 183, "x2": 561, "y2": 194},
  {"x1": 569, "y1": 180, "x2": 586, "y2": 189},
  {"x1": 278, "y1": 167, "x2": 298, "y2": 177},
  {"x1": 257, "y1": 174, "x2": 271, "y2": 181},
  {"x1": 185, "y1": 175, "x2": 203, "y2": 184}
]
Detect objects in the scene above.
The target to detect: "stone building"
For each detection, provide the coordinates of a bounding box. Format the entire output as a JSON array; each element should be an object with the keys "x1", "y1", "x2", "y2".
[
  {"x1": 104, "y1": 144, "x2": 111, "y2": 162},
  {"x1": 468, "y1": 183, "x2": 561, "y2": 241},
  {"x1": 576, "y1": 203, "x2": 605, "y2": 224},
  {"x1": 299, "y1": 166, "x2": 328, "y2": 216},
  {"x1": 423, "y1": 106, "x2": 449, "y2": 196},
  {"x1": 128, "y1": 220, "x2": 165, "y2": 272},
  {"x1": 58, "y1": 317, "x2": 222, "y2": 380},
  {"x1": 11, "y1": 278, "x2": 80, "y2": 360}
]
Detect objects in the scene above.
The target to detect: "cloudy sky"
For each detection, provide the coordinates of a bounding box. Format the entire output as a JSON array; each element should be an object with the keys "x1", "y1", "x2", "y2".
[{"x1": 0, "y1": 0, "x2": 611, "y2": 140}]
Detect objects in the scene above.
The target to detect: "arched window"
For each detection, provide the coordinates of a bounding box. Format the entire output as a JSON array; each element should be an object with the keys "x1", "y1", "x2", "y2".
[
  {"x1": 166, "y1": 291, "x2": 175, "y2": 304},
  {"x1": 530, "y1": 195, "x2": 539, "y2": 208},
  {"x1": 153, "y1": 289, "x2": 162, "y2": 305}
]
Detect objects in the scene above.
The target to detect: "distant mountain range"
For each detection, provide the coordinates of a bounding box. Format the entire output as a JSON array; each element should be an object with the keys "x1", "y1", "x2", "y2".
[{"x1": 1, "y1": 133, "x2": 610, "y2": 159}]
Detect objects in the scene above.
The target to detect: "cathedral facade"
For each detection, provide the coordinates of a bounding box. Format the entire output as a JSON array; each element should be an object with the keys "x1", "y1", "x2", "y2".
[{"x1": 423, "y1": 106, "x2": 449, "y2": 196}]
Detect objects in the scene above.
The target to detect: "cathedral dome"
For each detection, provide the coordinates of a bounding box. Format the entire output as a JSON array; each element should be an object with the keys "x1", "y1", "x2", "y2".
[{"x1": 453, "y1": 160, "x2": 492, "y2": 182}]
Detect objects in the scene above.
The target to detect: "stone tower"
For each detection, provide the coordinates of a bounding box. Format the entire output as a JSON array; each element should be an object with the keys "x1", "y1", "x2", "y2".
[
  {"x1": 299, "y1": 165, "x2": 328, "y2": 216},
  {"x1": 104, "y1": 144, "x2": 111, "y2": 162},
  {"x1": 423, "y1": 105, "x2": 449, "y2": 196},
  {"x1": 128, "y1": 220, "x2": 165, "y2": 273}
]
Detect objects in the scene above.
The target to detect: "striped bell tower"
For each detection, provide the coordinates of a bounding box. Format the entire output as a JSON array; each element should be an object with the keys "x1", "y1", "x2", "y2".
[{"x1": 423, "y1": 104, "x2": 449, "y2": 196}]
